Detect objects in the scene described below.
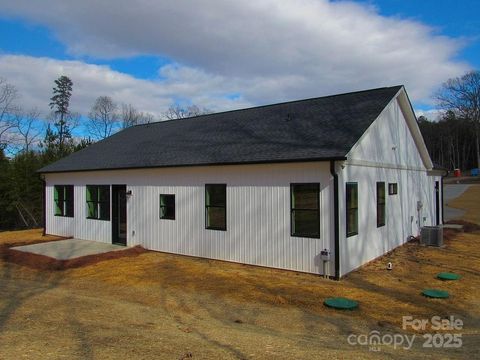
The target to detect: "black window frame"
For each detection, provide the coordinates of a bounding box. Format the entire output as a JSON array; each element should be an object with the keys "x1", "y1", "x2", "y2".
[
  {"x1": 86, "y1": 185, "x2": 110, "y2": 221},
  {"x1": 388, "y1": 183, "x2": 398, "y2": 195},
  {"x1": 159, "y1": 194, "x2": 175, "y2": 220},
  {"x1": 54, "y1": 185, "x2": 74, "y2": 217},
  {"x1": 205, "y1": 184, "x2": 227, "y2": 231},
  {"x1": 290, "y1": 183, "x2": 320, "y2": 238},
  {"x1": 346, "y1": 182, "x2": 358, "y2": 237},
  {"x1": 376, "y1": 182, "x2": 386, "y2": 227}
]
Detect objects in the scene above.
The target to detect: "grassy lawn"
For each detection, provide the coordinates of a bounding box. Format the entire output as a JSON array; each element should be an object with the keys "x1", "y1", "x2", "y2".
[{"x1": 1, "y1": 190, "x2": 480, "y2": 359}]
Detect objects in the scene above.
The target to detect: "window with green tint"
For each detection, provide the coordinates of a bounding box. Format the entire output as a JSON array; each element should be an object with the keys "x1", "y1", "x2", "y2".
[
  {"x1": 160, "y1": 194, "x2": 175, "y2": 220},
  {"x1": 377, "y1": 182, "x2": 386, "y2": 227},
  {"x1": 54, "y1": 185, "x2": 74, "y2": 217},
  {"x1": 346, "y1": 183, "x2": 358, "y2": 237},
  {"x1": 205, "y1": 184, "x2": 226, "y2": 230},
  {"x1": 290, "y1": 183, "x2": 320, "y2": 238},
  {"x1": 86, "y1": 185, "x2": 110, "y2": 220}
]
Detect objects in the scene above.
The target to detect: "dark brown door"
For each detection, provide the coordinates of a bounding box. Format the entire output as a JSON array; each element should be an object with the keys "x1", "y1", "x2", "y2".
[{"x1": 112, "y1": 185, "x2": 127, "y2": 245}]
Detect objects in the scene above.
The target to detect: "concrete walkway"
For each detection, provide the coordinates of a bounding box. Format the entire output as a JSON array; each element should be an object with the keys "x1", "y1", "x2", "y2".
[
  {"x1": 12, "y1": 239, "x2": 126, "y2": 260},
  {"x1": 444, "y1": 184, "x2": 470, "y2": 221}
]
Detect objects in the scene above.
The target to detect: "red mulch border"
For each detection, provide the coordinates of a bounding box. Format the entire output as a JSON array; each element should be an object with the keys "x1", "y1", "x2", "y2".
[{"x1": 1, "y1": 243, "x2": 148, "y2": 271}]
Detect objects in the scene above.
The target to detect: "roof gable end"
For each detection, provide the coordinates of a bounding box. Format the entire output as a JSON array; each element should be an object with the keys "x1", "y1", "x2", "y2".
[{"x1": 346, "y1": 86, "x2": 434, "y2": 170}]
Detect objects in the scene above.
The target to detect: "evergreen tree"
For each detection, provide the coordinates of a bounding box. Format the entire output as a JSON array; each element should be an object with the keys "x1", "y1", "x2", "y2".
[{"x1": 49, "y1": 75, "x2": 73, "y2": 156}]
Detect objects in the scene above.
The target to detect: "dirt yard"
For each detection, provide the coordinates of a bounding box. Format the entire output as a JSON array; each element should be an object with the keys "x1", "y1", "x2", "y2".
[{"x1": 1, "y1": 188, "x2": 479, "y2": 359}]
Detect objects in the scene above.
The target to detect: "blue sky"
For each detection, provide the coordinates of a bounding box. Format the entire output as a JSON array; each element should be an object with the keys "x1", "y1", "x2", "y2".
[
  {"x1": 363, "y1": 0, "x2": 480, "y2": 67},
  {"x1": 0, "y1": 0, "x2": 477, "y2": 121}
]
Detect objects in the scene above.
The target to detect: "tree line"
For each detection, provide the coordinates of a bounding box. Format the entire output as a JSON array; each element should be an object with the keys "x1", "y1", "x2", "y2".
[
  {"x1": 0, "y1": 75, "x2": 210, "y2": 230},
  {"x1": 418, "y1": 70, "x2": 480, "y2": 172}
]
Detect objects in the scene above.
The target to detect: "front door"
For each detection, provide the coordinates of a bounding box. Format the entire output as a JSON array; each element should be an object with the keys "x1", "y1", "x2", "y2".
[{"x1": 112, "y1": 185, "x2": 127, "y2": 245}]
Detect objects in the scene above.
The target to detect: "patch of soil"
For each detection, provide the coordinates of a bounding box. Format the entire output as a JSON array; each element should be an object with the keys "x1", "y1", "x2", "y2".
[
  {"x1": 1, "y1": 245, "x2": 148, "y2": 271},
  {"x1": 443, "y1": 228, "x2": 459, "y2": 242}
]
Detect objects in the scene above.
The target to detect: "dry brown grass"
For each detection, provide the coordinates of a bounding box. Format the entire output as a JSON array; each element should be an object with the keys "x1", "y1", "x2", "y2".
[
  {"x1": 1, "y1": 188, "x2": 480, "y2": 359},
  {"x1": 0, "y1": 228, "x2": 60, "y2": 246},
  {"x1": 61, "y1": 228, "x2": 480, "y2": 332}
]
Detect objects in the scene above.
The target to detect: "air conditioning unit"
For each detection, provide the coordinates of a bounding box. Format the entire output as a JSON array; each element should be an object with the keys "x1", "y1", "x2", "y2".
[{"x1": 420, "y1": 226, "x2": 444, "y2": 247}]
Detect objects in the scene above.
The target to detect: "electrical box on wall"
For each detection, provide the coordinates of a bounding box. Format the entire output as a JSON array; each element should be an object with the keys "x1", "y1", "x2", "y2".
[
  {"x1": 417, "y1": 201, "x2": 423, "y2": 211},
  {"x1": 320, "y1": 249, "x2": 331, "y2": 261}
]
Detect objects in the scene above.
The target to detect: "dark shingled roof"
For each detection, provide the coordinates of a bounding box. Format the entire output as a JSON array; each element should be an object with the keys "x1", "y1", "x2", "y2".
[{"x1": 39, "y1": 85, "x2": 403, "y2": 173}]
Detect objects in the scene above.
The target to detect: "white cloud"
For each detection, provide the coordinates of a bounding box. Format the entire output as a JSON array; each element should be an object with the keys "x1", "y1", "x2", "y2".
[
  {"x1": 415, "y1": 108, "x2": 444, "y2": 122},
  {"x1": 0, "y1": 0, "x2": 471, "y2": 109},
  {"x1": 0, "y1": 55, "x2": 253, "y2": 117}
]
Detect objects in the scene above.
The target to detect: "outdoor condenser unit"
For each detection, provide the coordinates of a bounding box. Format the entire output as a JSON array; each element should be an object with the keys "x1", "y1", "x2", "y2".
[{"x1": 420, "y1": 226, "x2": 444, "y2": 247}]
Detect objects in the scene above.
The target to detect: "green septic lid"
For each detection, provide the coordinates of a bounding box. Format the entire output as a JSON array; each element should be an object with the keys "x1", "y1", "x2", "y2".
[
  {"x1": 422, "y1": 289, "x2": 449, "y2": 299},
  {"x1": 324, "y1": 297, "x2": 359, "y2": 310},
  {"x1": 437, "y1": 272, "x2": 461, "y2": 281}
]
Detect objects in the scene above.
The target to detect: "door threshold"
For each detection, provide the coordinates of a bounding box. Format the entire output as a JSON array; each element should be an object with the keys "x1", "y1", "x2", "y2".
[{"x1": 112, "y1": 242, "x2": 127, "y2": 246}]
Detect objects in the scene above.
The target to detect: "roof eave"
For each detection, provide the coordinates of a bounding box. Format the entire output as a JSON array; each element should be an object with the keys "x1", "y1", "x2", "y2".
[{"x1": 38, "y1": 156, "x2": 348, "y2": 174}]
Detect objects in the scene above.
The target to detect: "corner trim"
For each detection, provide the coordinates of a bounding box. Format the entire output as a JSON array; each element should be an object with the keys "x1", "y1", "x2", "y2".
[{"x1": 42, "y1": 178, "x2": 46, "y2": 236}]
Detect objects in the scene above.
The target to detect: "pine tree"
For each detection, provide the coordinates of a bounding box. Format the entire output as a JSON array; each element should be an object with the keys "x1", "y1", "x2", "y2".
[{"x1": 49, "y1": 75, "x2": 73, "y2": 156}]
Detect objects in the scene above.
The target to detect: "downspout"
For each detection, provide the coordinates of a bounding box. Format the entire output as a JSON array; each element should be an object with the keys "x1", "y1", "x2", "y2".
[
  {"x1": 441, "y1": 169, "x2": 449, "y2": 225},
  {"x1": 41, "y1": 175, "x2": 46, "y2": 236},
  {"x1": 330, "y1": 160, "x2": 340, "y2": 280}
]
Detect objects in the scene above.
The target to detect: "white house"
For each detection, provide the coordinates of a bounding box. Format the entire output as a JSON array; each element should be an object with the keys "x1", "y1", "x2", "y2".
[{"x1": 39, "y1": 86, "x2": 444, "y2": 278}]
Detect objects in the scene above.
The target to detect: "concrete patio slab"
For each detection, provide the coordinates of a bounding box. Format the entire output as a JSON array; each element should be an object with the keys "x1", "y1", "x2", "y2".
[{"x1": 12, "y1": 239, "x2": 126, "y2": 260}]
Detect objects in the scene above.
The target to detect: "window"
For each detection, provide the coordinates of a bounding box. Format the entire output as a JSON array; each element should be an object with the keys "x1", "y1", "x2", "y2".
[
  {"x1": 290, "y1": 183, "x2": 320, "y2": 238},
  {"x1": 54, "y1": 185, "x2": 74, "y2": 217},
  {"x1": 376, "y1": 182, "x2": 386, "y2": 227},
  {"x1": 160, "y1": 194, "x2": 175, "y2": 220},
  {"x1": 86, "y1": 185, "x2": 110, "y2": 220},
  {"x1": 346, "y1": 183, "x2": 358, "y2": 237},
  {"x1": 205, "y1": 184, "x2": 226, "y2": 230},
  {"x1": 388, "y1": 183, "x2": 398, "y2": 195}
]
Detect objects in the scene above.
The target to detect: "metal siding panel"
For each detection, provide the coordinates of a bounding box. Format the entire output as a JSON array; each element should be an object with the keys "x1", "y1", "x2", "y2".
[
  {"x1": 45, "y1": 162, "x2": 332, "y2": 274},
  {"x1": 45, "y1": 185, "x2": 74, "y2": 237}
]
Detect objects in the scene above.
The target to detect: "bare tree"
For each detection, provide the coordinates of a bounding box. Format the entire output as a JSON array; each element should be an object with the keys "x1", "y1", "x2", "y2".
[
  {"x1": 437, "y1": 70, "x2": 480, "y2": 169},
  {"x1": 13, "y1": 108, "x2": 43, "y2": 153},
  {"x1": 87, "y1": 96, "x2": 119, "y2": 139},
  {"x1": 163, "y1": 104, "x2": 211, "y2": 120},
  {"x1": 121, "y1": 103, "x2": 156, "y2": 128},
  {"x1": 0, "y1": 78, "x2": 19, "y2": 149}
]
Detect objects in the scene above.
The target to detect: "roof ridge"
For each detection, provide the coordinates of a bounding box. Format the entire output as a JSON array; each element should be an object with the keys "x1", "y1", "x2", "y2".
[
  {"x1": 39, "y1": 85, "x2": 404, "y2": 174},
  {"x1": 134, "y1": 85, "x2": 404, "y2": 128}
]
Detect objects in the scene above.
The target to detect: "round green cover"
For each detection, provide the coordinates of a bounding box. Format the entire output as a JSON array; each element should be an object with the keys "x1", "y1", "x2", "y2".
[
  {"x1": 324, "y1": 297, "x2": 358, "y2": 310},
  {"x1": 422, "y1": 289, "x2": 449, "y2": 299},
  {"x1": 437, "y1": 272, "x2": 461, "y2": 281}
]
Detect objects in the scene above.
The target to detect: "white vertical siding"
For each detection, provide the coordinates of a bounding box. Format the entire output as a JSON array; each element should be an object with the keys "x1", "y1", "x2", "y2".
[
  {"x1": 45, "y1": 180, "x2": 112, "y2": 243},
  {"x1": 339, "y1": 95, "x2": 440, "y2": 276},
  {"x1": 349, "y1": 97, "x2": 426, "y2": 169},
  {"x1": 45, "y1": 162, "x2": 334, "y2": 274},
  {"x1": 338, "y1": 165, "x2": 439, "y2": 276},
  {"x1": 45, "y1": 185, "x2": 74, "y2": 237}
]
